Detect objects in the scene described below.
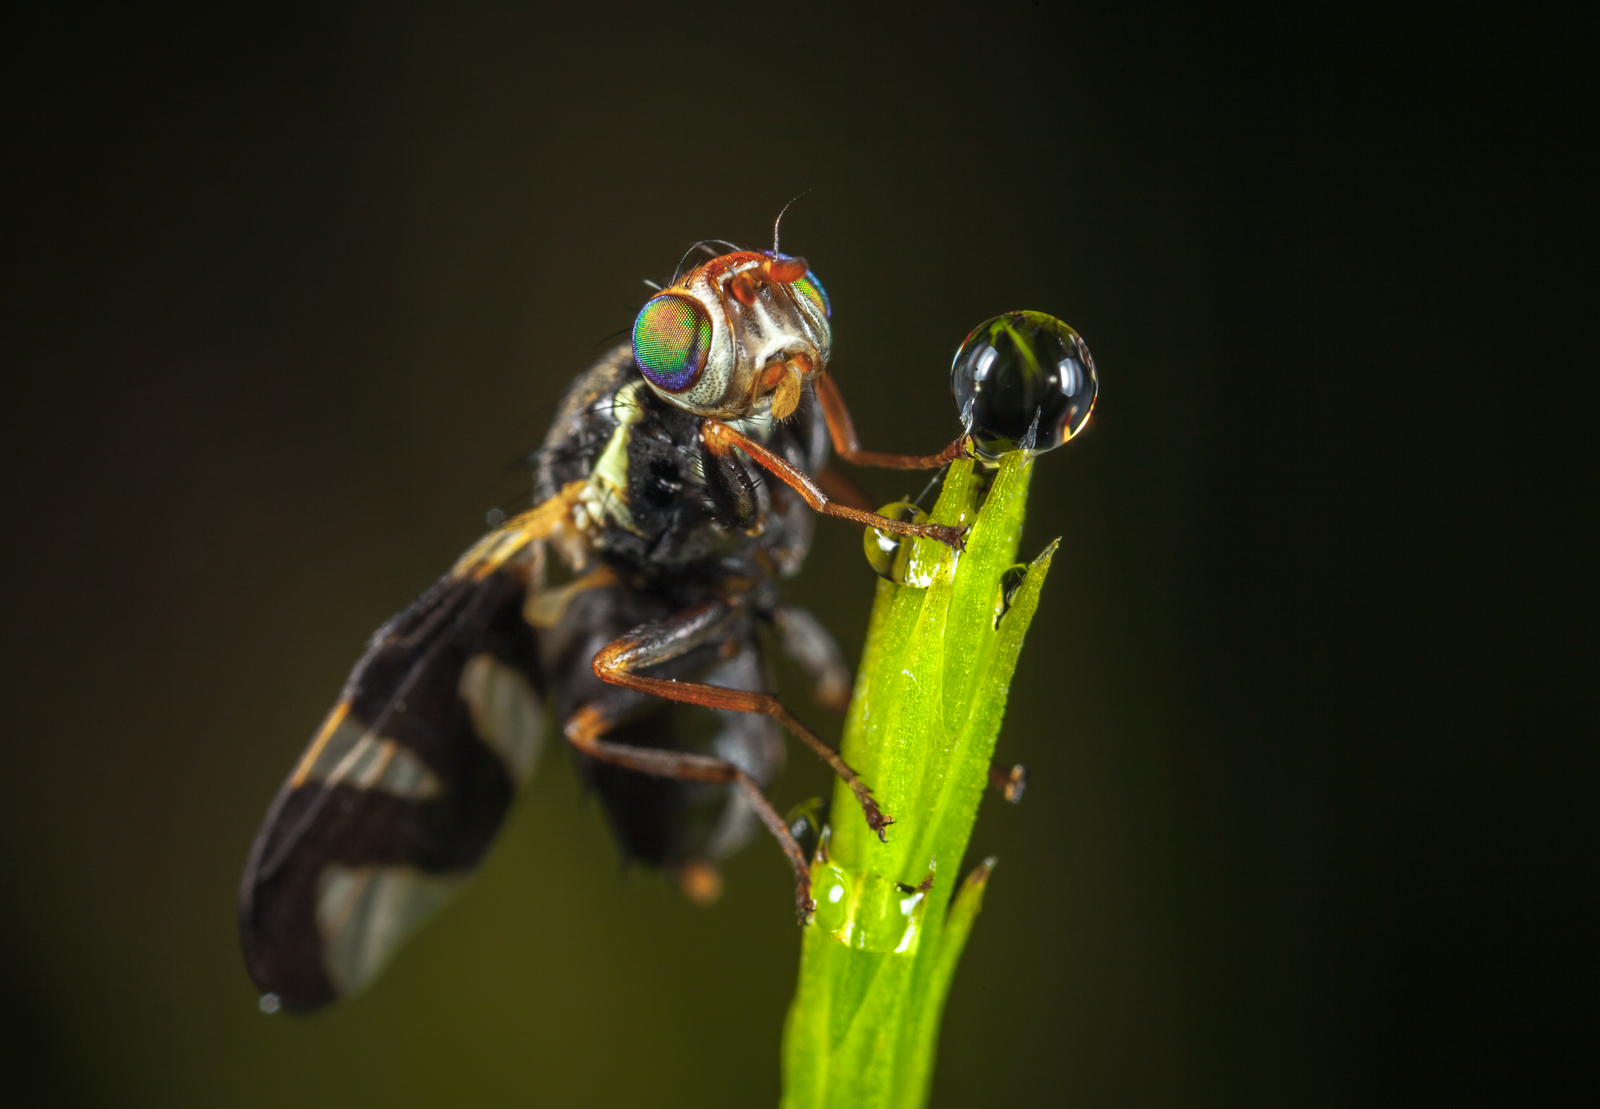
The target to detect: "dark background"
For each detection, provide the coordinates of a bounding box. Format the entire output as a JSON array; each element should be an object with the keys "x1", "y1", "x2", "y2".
[{"x1": 2, "y1": 5, "x2": 1590, "y2": 1106}]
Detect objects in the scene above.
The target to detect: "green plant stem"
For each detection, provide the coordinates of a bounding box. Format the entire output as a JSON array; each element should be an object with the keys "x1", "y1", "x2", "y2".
[{"x1": 781, "y1": 452, "x2": 1056, "y2": 1109}]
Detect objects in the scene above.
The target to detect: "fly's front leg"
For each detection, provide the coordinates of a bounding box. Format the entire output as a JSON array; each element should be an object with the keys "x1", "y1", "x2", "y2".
[
  {"x1": 813, "y1": 464, "x2": 875, "y2": 512},
  {"x1": 812, "y1": 372, "x2": 970, "y2": 471},
  {"x1": 701, "y1": 421, "x2": 965, "y2": 550}
]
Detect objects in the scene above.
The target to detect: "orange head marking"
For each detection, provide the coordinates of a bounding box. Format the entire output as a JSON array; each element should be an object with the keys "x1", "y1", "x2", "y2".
[{"x1": 760, "y1": 254, "x2": 809, "y2": 284}]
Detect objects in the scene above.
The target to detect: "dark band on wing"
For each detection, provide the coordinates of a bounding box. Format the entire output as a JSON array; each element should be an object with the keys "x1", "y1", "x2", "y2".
[{"x1": 239, "y1": 566, "x2": 544, "y2": 1012}]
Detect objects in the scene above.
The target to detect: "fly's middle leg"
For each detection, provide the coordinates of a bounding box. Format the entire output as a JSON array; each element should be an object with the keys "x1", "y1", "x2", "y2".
[
  {"x1": 562, "y1": 601, "x2": 891, "y2": 920},
  {"x1": 583, "y1": 605, "x2": 892, "y2": 841},
  {"x1": 563, "y1": 700, "x2": 814, "y2": 919}
]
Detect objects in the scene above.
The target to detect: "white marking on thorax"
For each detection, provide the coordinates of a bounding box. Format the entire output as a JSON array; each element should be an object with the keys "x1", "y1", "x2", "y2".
[{"x1": 582, "y1": 381, "x2": 646, "y2": 535}]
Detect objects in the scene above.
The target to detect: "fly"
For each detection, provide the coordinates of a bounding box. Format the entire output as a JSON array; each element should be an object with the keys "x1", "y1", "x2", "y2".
[{"x1": 239, "y1": 216, "x2": 1090, "y2": 1013}]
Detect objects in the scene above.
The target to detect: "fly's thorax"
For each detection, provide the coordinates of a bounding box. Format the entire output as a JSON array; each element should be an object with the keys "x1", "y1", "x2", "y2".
[
  {"x1": 632, "y1": 250, "x2": 833, "y2": 420},
  {"x1": 533, "y1": 342, "x2": 826, "y2": 580}
]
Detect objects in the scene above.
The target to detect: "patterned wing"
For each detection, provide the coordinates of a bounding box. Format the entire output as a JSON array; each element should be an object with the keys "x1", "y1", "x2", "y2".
[{"x1": 239, "y1": 513, "x2": 568, "y2": 1012}]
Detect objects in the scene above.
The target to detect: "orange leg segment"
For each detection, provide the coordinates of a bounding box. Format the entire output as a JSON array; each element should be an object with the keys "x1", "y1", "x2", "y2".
[
  {"x1": 565, "y1": 703, "x2": 816, "y2": 920},
  {"x1": 561, "y1": 602, "x2": 896, "y2": 920},
  {"x1": 702, "y1": 420, "x2": 965, "y2": 550},
  {"x1": 587, "y1": 627, "x2": 890, "y2": 838},
  {"x1": 812, "y1": 372, "x2": 970, "y2": 471}
]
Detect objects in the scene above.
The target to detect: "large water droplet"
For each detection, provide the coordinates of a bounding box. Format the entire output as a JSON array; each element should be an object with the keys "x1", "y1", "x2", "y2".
[{"x1": 951, "y1": 311, "x2": 1098, "y2": 460}]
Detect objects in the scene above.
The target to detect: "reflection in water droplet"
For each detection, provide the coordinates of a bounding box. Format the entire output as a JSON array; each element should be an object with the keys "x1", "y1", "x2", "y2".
[
  {"x1": 993, "y1": 563, "x2": 1030, "y2": 628},
  {"x1": 1057, "y1": 357, "x2": 1082, "y2": 397},
  {"x1": 973, "y1": 344, "x2": 997, "y2": 382},
  {"x1": 951, "y1": 311, "x2": 1098, "y2": 460}
]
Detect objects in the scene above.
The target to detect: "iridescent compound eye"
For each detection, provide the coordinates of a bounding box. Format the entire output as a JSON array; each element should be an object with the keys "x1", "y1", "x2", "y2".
[
  {"x1": 790, "y1": 268, "x2": 831, "y2": 320},
  {"x1": 633, "y1": 293, "x2": 713, "y2": 392},
  {"x1": 950, "y1": 311, "x2": 1098, "y2": 459}
]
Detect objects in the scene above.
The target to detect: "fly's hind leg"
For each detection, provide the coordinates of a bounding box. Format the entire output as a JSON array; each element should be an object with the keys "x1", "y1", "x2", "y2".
[
  {"x1": 564, "y1": 701, "x2": 815, "y2": 919},
  {"x1": 564, "y1": 601, "x2": 893, "y2": 915},
  {"x1": 582, "y1": 602, "x2": 890, "y2": 839}
]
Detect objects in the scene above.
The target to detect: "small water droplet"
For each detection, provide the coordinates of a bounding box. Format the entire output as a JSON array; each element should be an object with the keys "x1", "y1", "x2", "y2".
[
  {"x1": 258, "y1": 993, "x2": 281, "y2": 1014},
  {"x1": 993, "y1": 563, "x2": 1030, "y2": 628},
  {"x1": 862, "y1": 502, "x2": 928, "y2": 583},
  {"x1": 485, "y1": 507, "x2": 507, "y2": 527},
  {"x1": 807, "y1": 863, "x2": 933, "y2": 954}
]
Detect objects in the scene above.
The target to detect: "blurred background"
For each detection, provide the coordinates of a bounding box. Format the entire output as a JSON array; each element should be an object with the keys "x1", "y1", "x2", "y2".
[{"x1": 2, "y1": 5, "x2": 1589, "y2": 1106}]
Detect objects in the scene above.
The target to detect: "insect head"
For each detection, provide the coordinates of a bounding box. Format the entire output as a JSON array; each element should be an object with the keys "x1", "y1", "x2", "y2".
[{"x1": 633, "y1": 249, "x2": 832, "y2": 421}]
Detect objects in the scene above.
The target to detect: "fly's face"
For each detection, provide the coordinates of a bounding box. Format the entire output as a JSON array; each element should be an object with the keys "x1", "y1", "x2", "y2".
[{"x1": 632, "y1": 250, "x2": 832, "y2": 421}]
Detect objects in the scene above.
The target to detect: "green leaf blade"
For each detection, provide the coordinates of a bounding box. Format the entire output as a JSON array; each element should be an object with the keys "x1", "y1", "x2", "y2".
[{"x1": 782, "y1": 451, "x2": 1056, "y2": 1109}]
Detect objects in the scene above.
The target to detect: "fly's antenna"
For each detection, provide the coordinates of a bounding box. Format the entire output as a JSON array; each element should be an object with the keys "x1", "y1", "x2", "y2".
[
  {"x1": 773, "y1": 190, "x2": 812, "y2": 254},
  {"x1": 671, "y1": 243, "x2": 700, "y2": 283},
  {"x1": 672, "y1": 239, "x2": 724, "y2": 283}
]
